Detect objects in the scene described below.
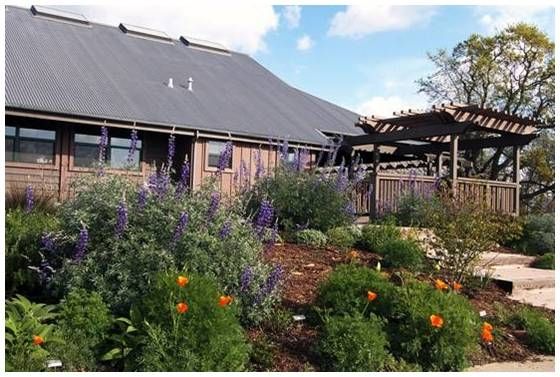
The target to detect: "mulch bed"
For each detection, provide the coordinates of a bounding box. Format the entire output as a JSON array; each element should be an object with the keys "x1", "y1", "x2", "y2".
[{"x1": 246, "y1": 243, "x2": 554, "y2": 372}]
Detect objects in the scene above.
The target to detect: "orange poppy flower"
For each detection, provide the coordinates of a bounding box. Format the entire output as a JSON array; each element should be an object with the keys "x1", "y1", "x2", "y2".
[
  {"x1": 481, "y1": 329, "x2": 494, "y2": 343},
  {"x1": 367, "y1": 291, "x2": 378, "y2": 302},
  {"x1": 430, "y1": 314, "x2": 444, "y2": 328},
  {"x1": 452, "y1": 281, "x2": 462, "y2": 291},
  {"x1": 482, "y1": 322, "x2": 493, "y2": 332},
  {"x1": 176, "y1": 275, "x2": 189, "y2": 287},
  {"x1": 32, "y1": 335, "x2": 44, "y2": 346},
  {"x1": 434, "y1": 279, "x2": 449, "y2": 291},
  {"x1": 347, "y1": 250, "x2": 359, "y2": 259},
  {"x1": 176, "y1": 302, "x2": 189, "y2": 314},
  {"x1": 218, "y1": 295, "x2": 233, "y2": 307}
]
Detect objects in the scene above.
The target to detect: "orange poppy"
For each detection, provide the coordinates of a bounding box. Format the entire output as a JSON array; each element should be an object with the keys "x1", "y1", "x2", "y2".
[
  {"x1": 452, "y1": 281, "x2": 462, "y2": 291},
  {"x1": 482, "y1": 322, "x2": 493, "y2": 332},
  {"x1": 434, "y1": 279, "x2": 449, "y2": 291},
  {"x1": 218, "y1": 295, "x2": 233, "y2": 307},
  {"x1": 347, "y1": 250, "x2": 359, "y2": 259},
  {"x1": 430, "y1": 314, "x2": 444, "y2": 328},
  {"x1": 367, "y1": 291, "x2": 378, "y2": 302},
  {"x1": 481, "y1": 329, "x2": 494, "y2": 343},
  {"x1": 32, "y1": 335, "x2": 44, "y2": 346},
  {"x1": 176, "y1": 275, "x2": 189, "y2": 287},
  {"x1": 176, "y1": 302, "x2": 189, "y2": 314}
]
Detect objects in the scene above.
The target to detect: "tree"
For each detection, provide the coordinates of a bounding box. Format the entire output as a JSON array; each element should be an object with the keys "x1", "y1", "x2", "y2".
[{"x1": 417, "y1": 23, "x2": 554, "y2": 211}]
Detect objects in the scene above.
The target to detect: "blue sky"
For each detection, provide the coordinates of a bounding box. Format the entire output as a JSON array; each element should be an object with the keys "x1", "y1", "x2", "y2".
[{"x1": 58, "y1": 3, "x2": 555, "y2": 117}]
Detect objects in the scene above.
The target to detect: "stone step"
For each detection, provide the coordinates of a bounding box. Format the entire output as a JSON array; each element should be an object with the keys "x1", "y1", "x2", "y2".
[
  {"x1": 509, "y1": 287, "x2": 555, "y2": 310},
  {"x1": 479, "y1": 252, "x2": 536, "y2": 267},
  {"x1": 479, "y1": 265, "x2": 555, "y2": 292}
]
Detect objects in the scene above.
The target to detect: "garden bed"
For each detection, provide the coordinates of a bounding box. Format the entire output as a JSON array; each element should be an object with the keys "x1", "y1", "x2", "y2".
[{"x1": 249, "y1": 242, "x2": 555, "y2": 372}]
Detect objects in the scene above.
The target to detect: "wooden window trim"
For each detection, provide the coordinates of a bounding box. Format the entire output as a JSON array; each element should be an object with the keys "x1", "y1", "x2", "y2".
[{"x1": 204, "y1": 139, "x2": 234, "y2": 173}]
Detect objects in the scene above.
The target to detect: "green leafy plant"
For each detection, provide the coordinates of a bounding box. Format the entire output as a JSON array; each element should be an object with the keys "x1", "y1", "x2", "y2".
[
  {"x1": 295, "y1": 229, "x2": 328, "y2": 248},
  {"x1": 507, "y1": 214, "x2": 554, "y2": 255},
  {"x1": 359, "y1": 222, "x2": 402, "y2": 253},
  {"x1": 531, "y1": 252, "x2": 554, "y2": 270},
  {"x1": 326, "y1": 226, "x2": 360, "y2": 249},
  {"x1": 508, "y1": 307, "x2": 554, "y2": 354},
  {"x1": 317, "y1": 313, "x2": 390, "y2": 371},
  {"x1": 136, "y1": 271, "x2": 250, "y2": 371},
  {"x1": 249, "y1": 334, "x2": 276, "y2": 371},
  {"x1": 99, "y1": 314, "x2": 143, "y2": 371},
  {"x1": 377, "y1": 238, "x2": 424, "y2": 269},
  {"x1": 5, "y1": 295, "x2": 59, "y2": 371}
]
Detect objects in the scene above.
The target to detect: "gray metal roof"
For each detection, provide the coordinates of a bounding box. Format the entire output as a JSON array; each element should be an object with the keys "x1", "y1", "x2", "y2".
[{"x1": 5, "y1": 6, "x2": 363, "y2": 145}]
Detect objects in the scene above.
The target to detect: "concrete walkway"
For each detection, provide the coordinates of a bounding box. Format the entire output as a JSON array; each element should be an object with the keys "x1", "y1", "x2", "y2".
[{"x1": 467, "y1": 356, "x2": 554, "y2": 372}]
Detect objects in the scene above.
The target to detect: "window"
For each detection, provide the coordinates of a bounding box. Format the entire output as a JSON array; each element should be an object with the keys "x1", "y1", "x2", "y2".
[
  {"x1": 73, "y1": 131, "x2": 142, "y2": 170},
  {"x1": 207, "y1": 140, "x2": 232, "y2": 169},
  {"x1": 5, "y1": 126, "x2": 56, "y2": 164}
]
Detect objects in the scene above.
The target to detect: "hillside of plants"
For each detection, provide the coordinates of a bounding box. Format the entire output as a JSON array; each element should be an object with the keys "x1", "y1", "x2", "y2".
[{"x1": 5, "y1": 132, "x2": 555, "y2": 372}]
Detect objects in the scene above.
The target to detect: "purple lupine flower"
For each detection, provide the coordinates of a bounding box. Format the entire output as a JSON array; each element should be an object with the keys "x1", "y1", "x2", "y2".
[
  {"x1": 175, "y1": 157, "x2": 190, "y2": 197},
  {"x1": 137, "y1": 184, "x2": 149, "y2": 210},
  {"x1": 265, "y1": 222, "x2": 278, "y2": 251},
  {"x1": 237, "y1": 160, "x2": 249, "y2": 189},
  {"x1": 167, "y1": 134, "x2": 176, "y2": 170},
  {"x1": 24, "y1": 184, "x2": 34, "y2": 213},
  {"x1": 126, "y1": 129, "x2": 139, "y2": 166},
  {"x1": 148, "y1": 170, "x2": 170, "y2": 198},
  {"x1": 255, "y1": 264, "x2": 283, "y2": 305},
  {"x1": 171, "y1": 212, "x2": 189, "y2": 247},
  {"x1": 219, "y1": 220, "x2": 232, "y2": 240},
  {"x1": 29, "y1": 252, "x2": 55, "y2": 286},
  {"x1": 335, "y1": 166, "x2": 349, "y2": 192},
  {"x1": 279, "y1": 140, "x2": 289, "y2": 162},
  {"x1": 40, "y1": 233, "x2": 57, "y2": 253},
  {"x1": 297, "y1": 148, "x2": 310, "y2": 171},
  {"x1": 216, "y1": 141, "x2": 233, "y2": 174},
  {"x1": 73, "y1": 226, "x2": 89, "y2": 263},
  {"x1": 344, "y1": 201, "x2": 355, "y2": 217},
  {"x1": 240, "y1": 266, "x2": 253, "y2": 292},
  {"x1": 207, "y1": 192, "x2": 220, "y2": 221},
  {"x1": 254, "y1": 199, "x2": 274, "y2": 236},
  {"x1": 115, "y1": 200, "x2": 128, "y2": 238},
  {"x1": 97, "y1": 126, "x2": 109, "y2": 176},
  {"x1": 254, "y1": 149, "x2": 265, "y2": 179}
]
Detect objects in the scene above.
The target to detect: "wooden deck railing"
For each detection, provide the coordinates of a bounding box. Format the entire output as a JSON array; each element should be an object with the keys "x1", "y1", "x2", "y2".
[{"x1": 351, "y1": 173, "x2": 519, "y2": 217}]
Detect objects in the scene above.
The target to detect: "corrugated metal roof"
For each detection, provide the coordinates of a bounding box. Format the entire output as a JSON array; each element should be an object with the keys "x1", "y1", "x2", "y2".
[{"x1": 5, "y1": 6, "x2": 363, "y2": 145}]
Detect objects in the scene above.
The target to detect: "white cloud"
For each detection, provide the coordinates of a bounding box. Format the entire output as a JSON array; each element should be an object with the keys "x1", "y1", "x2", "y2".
[
  {"x1": 355, "y1": 96, "x2": 428, "y2": 118},
  {"x1": 296, "y1": 35, "x2": 313, "y2": 51},
  {"x1": 58, "y1": 4, "x2": 279, "y2": 54},
  {"x1": 475, "y1": 6, "x2": 554, "y2": 34},
  {"x1": 282, "y1": 5, "x2": 301, "y2": 29},
  {"x1": 328, "y1": 5, "x2": 436, "y2": 38}
]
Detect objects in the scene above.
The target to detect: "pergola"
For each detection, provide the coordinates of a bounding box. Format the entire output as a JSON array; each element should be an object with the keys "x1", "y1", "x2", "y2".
[{"x1": 342, "y1": 103, "x2": 540, "y2": 219}]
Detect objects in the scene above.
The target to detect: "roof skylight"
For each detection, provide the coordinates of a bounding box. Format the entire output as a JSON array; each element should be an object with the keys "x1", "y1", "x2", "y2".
[
  {"x1": 30, "y1": 5, "x2": 89, "y2": 26},
  {"x1": 119, "y1": 23, "x2": 173, "y2": 43},
  {"x1": 180, "y1": 36, "x2": 230, "y2": 55}
]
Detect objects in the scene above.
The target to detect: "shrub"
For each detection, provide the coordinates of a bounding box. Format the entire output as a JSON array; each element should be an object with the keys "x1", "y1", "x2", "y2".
[
  {"x1": 246, "y1": 161, "x2": 359, "y2": 232},
  {"x1": 54, "y1": 174, "x2": 279, "y2": 325},
  {"x1": 359, "y1": 222, "x2": 402, "y2": 253},
  {"x1": 295, "y1": 229, "x2": 328, "y2": 248},
  {"x1": 393, "y1": 190, "x2": 442, "y2": 227},
  {"x1": 317, "y1": 313, "x2": 390, "y2": 371},
  {"x1": 509, "y1": 307, "x2": 554, "y2": 354},
  {"x1": 531, "y1": 253, "x2": 554, "y2": 270},
  {"x1": 316, "y1": 264, "x2": 396, "y2": 319},
  {"x1": 5, "y1": 208, "x2": 60, "y2": 297},
  {"x1": 377, "y1": 238, "x2": 424, "y2": 269},
  {"x1": 5, "y1": 295, "x2": 59, "y2": 371},
  {"x1": 326, "y1": 226, "x2": 360, "y2": 249},
  {"x1": 507, "y1": 214, "x2": 554, "y2": 255},
  {"x1": 136, "y1": 271, "x2": 250, "y2": 371},
  {"x1": 53, "y1": 288, "x2": 112, "y2": 371}
]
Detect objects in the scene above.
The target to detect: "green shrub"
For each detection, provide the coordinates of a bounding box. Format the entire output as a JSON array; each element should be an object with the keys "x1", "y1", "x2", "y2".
[
  {"x1": 507, "y1": 214, "x2": 554, "y2": 255},
  {"x1": 393, "y1": 190, "x2": 441, "y2": 227},
  {"x1": 5, "y1": 208, "x2": 60, "y2": 297},
  {"x1": 531, "y1": 253, "x2": 554, "y2": 270},
  {"x1": 247, "y1": 164, "x2": 355, "y2": 232},
  {"x1": 359, "y1": 222, "x2": 402, "y2": 253},
  {"x1": 384, "y1": 281, "x2": 478, "y2": 371},
  {"x1": 5, "y1": 295, "x2": 59, "y2": 371},
  {"x1": 55, "y1": 174, "x2": 279, "y2": 325},
  {"x1": 53, "y1": 288, "x2": 112, "y2": 370},
  {"x1": 316, "y1": 264, "x2": 396, "y2": 319},
  {"x1": 377, "y1": 238, "x2": 424, "y2": 269},
  {"x1": 317, "y1": 313, "x2": 390, "y2": 371},
  {"x1": 249, "y1": 334, "x2": 276, "y2": 371},
  {"x1": 136, "y1": 271, "x2": 250, "y2": 371},
  {"x1": 295, "y1": 229, "x2": 328, "y2": 248},
  {"x1": 509, "y1": 307, "x2": 554, "y2": 354},
  {"x1": 327, "y1": 226, "x2": 360, "y2": 249}
]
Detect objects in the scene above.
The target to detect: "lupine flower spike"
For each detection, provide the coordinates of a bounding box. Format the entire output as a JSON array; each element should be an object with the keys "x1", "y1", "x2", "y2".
[{"x1": 24, "y1": 184, "x2": 34, "y2": 213}]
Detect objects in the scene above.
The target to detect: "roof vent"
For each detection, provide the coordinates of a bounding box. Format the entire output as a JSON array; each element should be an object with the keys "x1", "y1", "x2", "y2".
[
  {"x1": 119, "y1": 23, "x2": 173, "y2": 44},
  {"x1": 187, "y1": 77, "x2": 193, "y2": 92},
  {"x1": 180, "y1": 36, "x2": 230, "y2": 55},
  {"x1": 30, "y1": 5, "x2": 89, "y2": 26},
  {"x1": 167, "y1": 78, "x2": 174, "y2": 88}
]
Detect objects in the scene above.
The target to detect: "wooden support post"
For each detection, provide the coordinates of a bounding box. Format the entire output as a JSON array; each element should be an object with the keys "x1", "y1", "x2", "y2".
[
  {"x1": 426, "y1": 156, "x2": 433, "y2": 176},
  {"x1": 513, "y1": 145, "x2": 521, "y2": 215},
  {"x1": 436, "y1": 152, "x2": 443, "y2": 177},
  {"x1": 450, "y1": 135, "x2": 459, "y2": 195},
  {"x1": 369, "y1": 146, "x2": 380, "y2": 221}
]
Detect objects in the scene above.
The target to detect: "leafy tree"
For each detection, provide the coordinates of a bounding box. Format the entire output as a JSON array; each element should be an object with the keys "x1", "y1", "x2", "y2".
[{"x1": 417, "y1": 23, "x2": 554, "y2": 211}]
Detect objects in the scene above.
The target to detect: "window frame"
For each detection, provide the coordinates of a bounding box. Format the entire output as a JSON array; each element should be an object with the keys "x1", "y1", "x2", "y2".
[
  {"x1": 5, "y1": 125, "x2": 58, "y2": 168},
  {"x1": 204, "y1": 139, "x2": 233, "y2": 172}
]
